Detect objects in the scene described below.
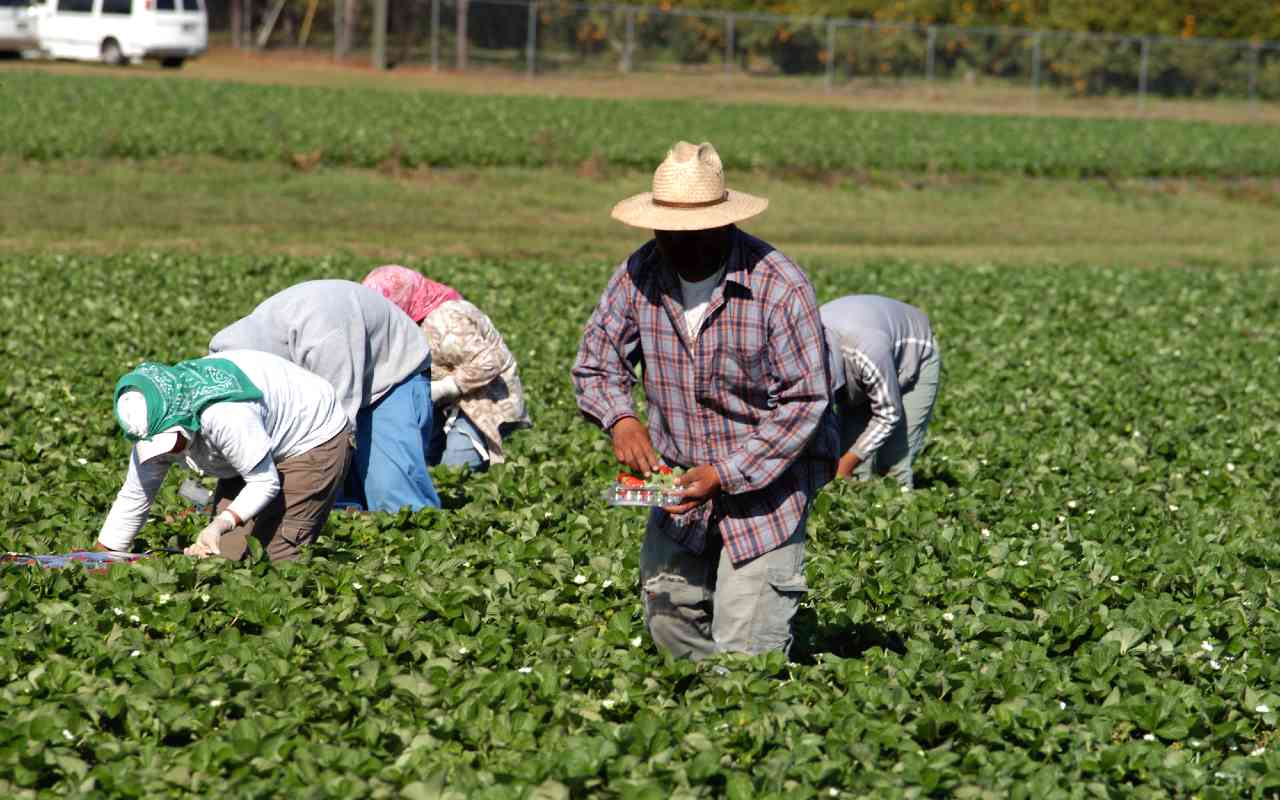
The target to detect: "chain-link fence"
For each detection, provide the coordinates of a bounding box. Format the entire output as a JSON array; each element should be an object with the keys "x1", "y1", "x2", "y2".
[{"x1": 219, "y1": 0, "x2": 1280, "y2": 105}]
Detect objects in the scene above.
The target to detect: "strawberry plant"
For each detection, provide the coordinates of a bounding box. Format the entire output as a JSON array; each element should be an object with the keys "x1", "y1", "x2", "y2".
[{"x1": 0, "y1": 252, "x2": 1278, "y2": 795}]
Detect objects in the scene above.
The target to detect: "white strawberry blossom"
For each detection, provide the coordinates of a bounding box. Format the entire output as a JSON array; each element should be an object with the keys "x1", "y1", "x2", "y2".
[
  {"x1": 62, "y1": 729, "x2": 74, "y2": 741},
  {"x1": 602, "y1": 580, "x2": 613, "y2": 589},
  {"x1": 1110, "y1": 575, "x2": 1120, "y2": 582},
  {"x1": 1227, "y1": 463, "x2": 1236, "y2": 472},
  {"x1": 980, "y1": 528, "x2": 991, "y2": 538},
  {"x1": 573, "y1": 574, "x2": 587, "y2": 585},
  {"x1": 112, "y1": 607, "x2": 124, "y2": 616},
  {"x1": 1251, "y1": 747, "x2": 1266, "y2": 757},
  {"x1": 602, "y1": 699, "x2": 616, "y2": 710},
  {"x1": 351, "y1": 582, "x2": 363, "y2": 590},
  {"x1": 209, "y1": 699, "x2": 223, "y2": 707},
  {"x1": 129, "y1": 615, "x2": 140, "y2": 623},
  {"x1": 942, "y1": 612, "x2": 954, "y2": 622},
  {"x1": 1200, "y1": 641, "x2": 1214, "y2": 652},
  {"x1": 517, "y1": 666, "x2": 532, "y2": 674},
  {"x1": 1143, "y1": 733, "x2": 1156, "y2": 741},
  {"x1": 1017, "y1": 560, "x2": 1029, "y2": 567},
  {"x1": 629, "y1": 636, "x2": 642, "y2": 647},
  {"x1": 1210, "y1": 660, "x2": 1221, "y2": 670},
  {"x1": 77, "y1": 458, "x2": 88, "y2": 466},
  {"x1": 1256, "y1": 704, "x2": 1271, "y2": 714},
  {"x1": 157, "y1": 593, "x2": 171, "y2": 605},
  {"x1": 130, "y1": 650, "x2": 140, "y2": 658}
]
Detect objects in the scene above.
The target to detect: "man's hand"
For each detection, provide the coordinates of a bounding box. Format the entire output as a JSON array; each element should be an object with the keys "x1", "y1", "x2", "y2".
[
  {"x1": 184, "y1": 510, "x2": 238, "y2": 558},
  {"x1": 836, "y1": 451, "x2": 860, "y2": 479},
  {"x1": 663, "y1": 464, "x2": 722, "y2": 515},
  {"x1": 610, "y1": 417, "x2": 659, "y2": 476}
]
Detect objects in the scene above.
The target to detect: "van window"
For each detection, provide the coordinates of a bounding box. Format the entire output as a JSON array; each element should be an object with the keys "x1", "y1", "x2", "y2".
[
  {"x1": 0, "y1": 0, "x2": 31, "y2": 7},
  {"x1": 181, "y1": 0, "x2": 198, "y2": 8},
  {"x1": 56, "y1": 0, "x2": 92, "y2": 11},
  {"x1": 102, "y1": 0, "x2": 130, "y2": 13},
  {"x1": 155, "y1": 0, "x2": 173, "y2": 9}
]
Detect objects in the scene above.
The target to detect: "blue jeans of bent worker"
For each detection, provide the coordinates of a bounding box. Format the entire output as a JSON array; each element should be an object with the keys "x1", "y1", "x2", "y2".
[
  {"x1": 341, "y1": 372, "x2": 441, "y2": 512},
  {"x1": 429, "y1": 410, "x2": 489, "y2": 471}
]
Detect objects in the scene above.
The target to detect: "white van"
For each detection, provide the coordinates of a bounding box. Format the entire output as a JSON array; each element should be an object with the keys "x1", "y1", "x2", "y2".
[
  {"x1": 35, "y1": 0, "x2": 206, "y2": 68},
  {"x1": 0, "y1": 0, "x2": 38, "y2": 54}
]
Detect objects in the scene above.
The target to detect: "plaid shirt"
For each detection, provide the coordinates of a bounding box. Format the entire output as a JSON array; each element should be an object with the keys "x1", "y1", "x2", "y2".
[{"x1": 573, "y1": 228, "x2": 838, "y2": 564}]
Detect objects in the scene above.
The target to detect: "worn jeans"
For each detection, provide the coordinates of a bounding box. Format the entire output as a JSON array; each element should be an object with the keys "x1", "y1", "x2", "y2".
[
  {"x1": 639, "y1": 508, "x2": 809, "y2": 660},
  {"x1": 840, "y1": 348, "x2": 942, "y2": 489},
  {"x1": 340, "y1": 372, "x2": 441, "y2": 512},
  {"x1": 428, "y1": 409, "x2": 488, "y2": 471}
]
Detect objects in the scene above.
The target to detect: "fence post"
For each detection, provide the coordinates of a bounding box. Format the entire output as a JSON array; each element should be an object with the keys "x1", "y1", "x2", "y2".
[
  {"x1": 430, "y1": 0, "x2": 440, "y2": 71},
  {"x1": 925, "y1": 25, "x2": 936, "y2": 84},
  {"x1": 1248, "y1": 42, "x2": 1260, "y2": 111},
  {"x1": 1031, "y1": 31, "x2": 1041, "y2": 100},
  {"x1": 1137, "y1": 37, "x2": 1150, "y2": 111},
  {"x1": 456, "y1": 0, "x2": 469, "y2": 71},
  {"x1": 621, "y1": 6, "x2": 635, "y2": 73},
  {"x1": 825, "y1": 19, "x2": 836, "y2": 91},
  {"x1": 724, "y1": 13, "x2": 734, "y2": 73},
  {"x1": 371, "y1": 0, "x2": 388, "y2": 69},
  {"x1": 526, "y1": 0, "x2": 537, "y2": 78}
]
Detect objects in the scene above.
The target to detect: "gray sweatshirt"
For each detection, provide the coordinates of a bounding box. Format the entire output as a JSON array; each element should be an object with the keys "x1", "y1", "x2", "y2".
[
  {"x1": 209, "y1": 280, "x2": 431, "y2": 427},
  {"x1": 820, "y1": 294, "x2": 936, "y2": 460}
]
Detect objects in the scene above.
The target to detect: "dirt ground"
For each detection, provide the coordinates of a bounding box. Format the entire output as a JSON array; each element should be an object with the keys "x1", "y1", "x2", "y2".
[{"x1": 7, "y1": 43, "x2": 1278, "y2": 126}]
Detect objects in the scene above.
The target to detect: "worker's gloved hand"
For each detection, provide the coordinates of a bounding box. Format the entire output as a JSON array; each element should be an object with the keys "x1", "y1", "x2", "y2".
[
  {"x1": 431, "y1": 376, "x2": 461, "y2": 405},
  {"x1": 184, "y1": 510, "x2": 238, "y2": 558}
]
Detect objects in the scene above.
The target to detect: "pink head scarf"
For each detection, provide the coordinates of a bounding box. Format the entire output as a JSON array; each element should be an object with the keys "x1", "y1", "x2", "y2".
[{"x1": 362, "y1": 265, "x2": 462, "y2": 324}]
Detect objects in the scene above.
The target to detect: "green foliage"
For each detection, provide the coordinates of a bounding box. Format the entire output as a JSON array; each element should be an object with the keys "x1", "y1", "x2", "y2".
[
  {"x1": 4, "y1": 72, "x2": 1280, "y2": 177},
  {"x1": 1, "y1": 251, "x2": 1279, "y2": 795}
]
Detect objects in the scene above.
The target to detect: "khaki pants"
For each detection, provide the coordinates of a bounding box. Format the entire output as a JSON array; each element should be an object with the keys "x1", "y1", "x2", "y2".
[
  {"x1": 639, "y1": 509, "x2": 809, "y2": 660},
  {"x1": 213, "y1": 429, "x2": 352, "y2": 562}
]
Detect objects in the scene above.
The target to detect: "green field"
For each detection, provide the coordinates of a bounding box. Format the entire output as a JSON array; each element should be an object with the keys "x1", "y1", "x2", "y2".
[
  {"x1": 3, "y1": 63, "x2": 1280, "y2": 797},
  {"x1": 6, "y1": 71, "x2": 1280, "y2": 178},
  {"x1": 2, "y1": 253, "x2": 1279, "y2": 797}
]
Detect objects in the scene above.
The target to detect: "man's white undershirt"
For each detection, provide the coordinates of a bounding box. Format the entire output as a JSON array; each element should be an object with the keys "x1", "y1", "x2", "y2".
[{"x1": 678, "y1": 267, "x2": 726, "y2": 340}]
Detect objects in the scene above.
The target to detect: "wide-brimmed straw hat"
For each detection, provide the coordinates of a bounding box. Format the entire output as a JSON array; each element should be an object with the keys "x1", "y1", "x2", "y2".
[{"x1": 611, "y1": 141, "x2": 768, "y2": 231}]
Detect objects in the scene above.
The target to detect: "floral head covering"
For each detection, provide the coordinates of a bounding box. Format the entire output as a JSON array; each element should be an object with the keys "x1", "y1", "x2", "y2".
[
  {"x1": 362, "y1": 265, "x2": 461, "y2": 324},
  {"x1": 113, "y1": 358, "x2": 262, "y2": 441}
]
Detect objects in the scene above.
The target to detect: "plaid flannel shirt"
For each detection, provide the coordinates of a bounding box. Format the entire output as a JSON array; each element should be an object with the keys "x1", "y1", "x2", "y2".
[{"x1": 572, "y1": 228, "x2": 838, "y2": 564}]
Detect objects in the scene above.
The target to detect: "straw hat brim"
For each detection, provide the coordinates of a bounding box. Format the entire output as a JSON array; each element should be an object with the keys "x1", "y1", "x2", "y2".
[{"x1": 611, "y1": 189, "x2": 768, "y2": 231}]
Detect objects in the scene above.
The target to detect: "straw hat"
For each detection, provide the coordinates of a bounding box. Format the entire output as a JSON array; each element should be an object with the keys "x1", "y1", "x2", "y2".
[{"x1": 611, "y1": 141, "x2": 768, "y2": 231}]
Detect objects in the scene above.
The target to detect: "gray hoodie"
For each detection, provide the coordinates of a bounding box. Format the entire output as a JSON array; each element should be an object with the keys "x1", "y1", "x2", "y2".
[{"x1": 209, "y1": 280, "x2": 430, "y2": 428}]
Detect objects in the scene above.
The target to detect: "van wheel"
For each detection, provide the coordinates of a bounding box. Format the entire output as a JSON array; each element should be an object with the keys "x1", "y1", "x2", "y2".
[
  {"x1": 160, "y1": 57, "x2": 185, "y2": 69},
  {"x1": 100, "y1": 38, "x2": 126, "y2": 66}
]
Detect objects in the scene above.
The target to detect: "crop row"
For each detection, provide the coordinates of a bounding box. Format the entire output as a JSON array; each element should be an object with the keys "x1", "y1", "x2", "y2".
[
  {"x1": 4, "y1": 71, "x2": 1280, "y2": 177},
  {"x1": 1, "y1": 253, "x2": 1280, "y2": 796}
]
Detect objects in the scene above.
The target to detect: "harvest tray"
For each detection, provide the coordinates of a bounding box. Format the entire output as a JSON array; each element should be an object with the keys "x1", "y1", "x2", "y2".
[{"x1": 603, "y1": 483, "x2": 685, "y2": 507}]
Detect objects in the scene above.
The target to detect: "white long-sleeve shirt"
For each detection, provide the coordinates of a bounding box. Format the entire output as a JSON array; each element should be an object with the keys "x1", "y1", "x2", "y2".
[
  {"x1": 820, "y1": 295, "x2": 936, "y2": 461},
  {"x1": 97, "y1": 350, "x2": 350, "y2": 551}
]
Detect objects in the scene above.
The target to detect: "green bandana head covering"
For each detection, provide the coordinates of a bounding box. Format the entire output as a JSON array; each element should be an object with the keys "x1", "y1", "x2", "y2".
[{"x1": 113, "y1": 357, "x2": 263, "y2": 441}]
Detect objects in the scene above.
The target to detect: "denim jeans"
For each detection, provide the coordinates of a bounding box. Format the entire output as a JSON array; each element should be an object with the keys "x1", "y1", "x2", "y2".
[
  {"x1": 840, "y1": 348, "x2": 942, "y2": 489},
  {"x1": 428, "y1": 409, "x2": 489, "y2": 471},
  {"x1": 339, "y1": 373, "x2": 441, "y2": 512},
  {"x1": 638, "y1": 509, "x2": 809, "y2": 660}
]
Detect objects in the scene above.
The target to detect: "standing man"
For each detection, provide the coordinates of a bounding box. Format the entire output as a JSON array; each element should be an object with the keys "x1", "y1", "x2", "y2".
[
  {"x1": 573, "y1": 141, "x2": 838, "y2": 660},
  {"x1": 821, "y1": 294, "x2": 942, "y2": 489}
]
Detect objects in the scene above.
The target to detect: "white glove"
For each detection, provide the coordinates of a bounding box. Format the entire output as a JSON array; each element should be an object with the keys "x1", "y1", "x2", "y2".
[
  {"x1": 431, "y1": 376, "x2": 461, "y2": 404},
  {"x1": 184, "y1": 510, "x2": 237, "y2": 558}
]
